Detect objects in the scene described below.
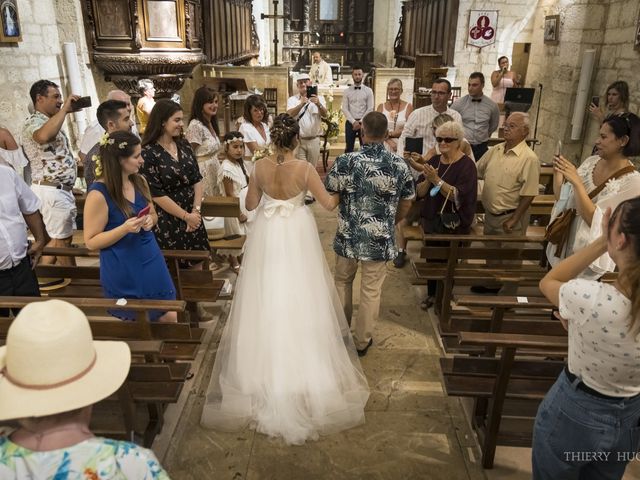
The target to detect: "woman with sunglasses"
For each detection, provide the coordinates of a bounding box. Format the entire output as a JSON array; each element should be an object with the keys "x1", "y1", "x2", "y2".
[
  {"x1": 546, "y1": 113, "x2": 640, "y2": 279},
  {"x1": 416, "y1": 121, "x2": 477, "y2": 309}
]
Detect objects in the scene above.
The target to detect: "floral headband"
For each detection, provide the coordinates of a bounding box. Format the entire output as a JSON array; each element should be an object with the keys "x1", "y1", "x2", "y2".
[
  {"x1": 94, "y1": 133, "x2": 130, "y2": 177},
  {"x1": 224, "y1": 136, "x2": 244, "y2": 145}
]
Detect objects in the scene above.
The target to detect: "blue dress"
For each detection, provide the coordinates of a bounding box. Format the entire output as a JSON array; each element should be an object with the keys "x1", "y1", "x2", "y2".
[{"x1": 89, "y1": 182, "x2": 176, "y2": 321}]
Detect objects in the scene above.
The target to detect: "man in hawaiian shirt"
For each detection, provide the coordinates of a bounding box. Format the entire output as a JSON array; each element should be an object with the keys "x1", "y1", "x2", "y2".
[
  {"x1": 22, "y1": 79, "x2": 80, "y2": 266},
  {"x1": 325, "y1": 111, "x2": 415, "y2": 356}
]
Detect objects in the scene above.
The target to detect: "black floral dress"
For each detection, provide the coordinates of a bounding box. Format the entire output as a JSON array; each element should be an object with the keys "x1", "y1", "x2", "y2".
[{"x1": 140, "y1": 141, "x2": 210, "y2": 267}]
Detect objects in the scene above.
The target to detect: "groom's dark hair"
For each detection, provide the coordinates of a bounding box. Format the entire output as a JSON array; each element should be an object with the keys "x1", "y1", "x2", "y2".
[{"x1": 362, "y1": 111, "x2": 388, "y2": 140}]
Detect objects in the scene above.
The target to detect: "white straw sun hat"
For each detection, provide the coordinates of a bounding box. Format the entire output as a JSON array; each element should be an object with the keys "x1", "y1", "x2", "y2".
[{"x1": 0, "y1": 299, "x2": 131, "y2": 421}]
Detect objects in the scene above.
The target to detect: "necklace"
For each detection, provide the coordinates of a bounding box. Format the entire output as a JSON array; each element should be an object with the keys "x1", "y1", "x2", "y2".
[
  {"x1": 13, "y1": 422, "x2": 94, "y2": 451},
  {"x1": 159, "y1": 140, "x2": 178, "y2": 160}
]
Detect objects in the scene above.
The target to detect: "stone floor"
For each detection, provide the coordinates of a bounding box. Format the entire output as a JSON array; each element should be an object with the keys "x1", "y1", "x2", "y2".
[{"x1": 161, "y1": 203, "x2": 640, "y2": 480}]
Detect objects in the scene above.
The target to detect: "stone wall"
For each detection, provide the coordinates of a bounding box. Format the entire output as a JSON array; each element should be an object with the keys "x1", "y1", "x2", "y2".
[
  {"x1": 373, "y1": 0, "x2": 402, "y2": 66},
  {"x1": 452, "y1": 0, "x2": 640, "y2": 164},
  {"x1": 0, "y1": 0, "x2": 100, "y2": 149}
]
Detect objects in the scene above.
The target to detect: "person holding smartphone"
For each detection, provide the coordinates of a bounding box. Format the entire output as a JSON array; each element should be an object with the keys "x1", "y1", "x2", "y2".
[
  {"x1": 83, "y1": 131, "x2": 177, "y2": 322},
  {"x1": 589, "y1": 80, "x2": 630, "y2": 124}
]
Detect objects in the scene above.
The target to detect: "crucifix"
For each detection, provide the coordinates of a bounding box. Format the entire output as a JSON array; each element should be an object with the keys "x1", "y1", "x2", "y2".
[{"x1": 261, "y1": 0, "x2": 289, "y2": 66}]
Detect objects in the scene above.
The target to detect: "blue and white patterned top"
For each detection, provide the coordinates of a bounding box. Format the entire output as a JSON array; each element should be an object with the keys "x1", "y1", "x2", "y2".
[
  {"x1": 325, "y1": 143, "x2": 415, "y2": 261},
  {"x1": 0, "y1": 436, "x2": 170, "y2": 479},
  {"x1": 560, "y1": 279, "x2": 640, "y2": 397}
]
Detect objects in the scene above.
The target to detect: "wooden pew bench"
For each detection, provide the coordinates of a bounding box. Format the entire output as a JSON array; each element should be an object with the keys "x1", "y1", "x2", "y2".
[
  {"x1": 40, "y1": 247, "x2": 224, "y2": 325},
  {"x1": 412, "y1": 234, "x2": 548, "y2": 328},
  {"x1": 0, "y1": 296, "x2": 195, "y2": 446},
  {"x1": 441, "y1": 331, "x2": 567, "y2": 469}
]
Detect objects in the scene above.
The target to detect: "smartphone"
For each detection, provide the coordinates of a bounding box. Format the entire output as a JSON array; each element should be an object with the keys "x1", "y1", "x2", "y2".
[
  {"x1": 70, "y1": 96, "x2": 92, "y2": 111},
  {"x1": 591, "y1": 96, "x2": 600, "y2": 107},
  {"x1": 555, "y1": 140, "x2": 562, "y2": 157},
  {"x1": 137, "y1": 204, "x2": 151, "y2": 218},
  {"x1": 306, "y1": 85, "x2": 318, "y2": 98}
]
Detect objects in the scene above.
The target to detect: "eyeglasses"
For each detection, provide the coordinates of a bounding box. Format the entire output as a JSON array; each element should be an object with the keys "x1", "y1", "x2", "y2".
[
  {"x1": 430, "y1": 91, "x2": 449, "y2": 96},
  {"x1": 436, "y1": 137, "x2": 458, "y2": 143}
]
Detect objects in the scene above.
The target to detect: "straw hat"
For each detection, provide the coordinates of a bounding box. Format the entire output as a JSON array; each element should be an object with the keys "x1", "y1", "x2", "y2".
[{"x1": 0, "y1": 299, "x2": 131, "y2": 421}]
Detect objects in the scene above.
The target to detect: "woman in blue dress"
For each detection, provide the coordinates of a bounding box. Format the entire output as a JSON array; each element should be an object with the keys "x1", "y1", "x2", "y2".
[{"x1": 83, "y1": 131, "x2": 177, "y2": 321}]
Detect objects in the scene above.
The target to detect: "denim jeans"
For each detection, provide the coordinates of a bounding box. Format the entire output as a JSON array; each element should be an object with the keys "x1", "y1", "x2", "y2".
[{"x1": 532, "y1": 370, "x2": 640, "y2": 479}]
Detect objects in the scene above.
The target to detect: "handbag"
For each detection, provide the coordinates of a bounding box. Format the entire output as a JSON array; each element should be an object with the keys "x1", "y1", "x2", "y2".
[
  {"x1": 428, "y1": 188, "x2": 461, "y2": 233},
  {"x1": 545, "y1": 164, "x2": 636, "y2": 256}
]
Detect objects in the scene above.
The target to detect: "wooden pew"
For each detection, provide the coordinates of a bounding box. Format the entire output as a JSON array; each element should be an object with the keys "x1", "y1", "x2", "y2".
[
  {"x1": 441, "y1": 331, "x2": 567, "y2": 468},
  {"x1": 39, "y1": 247, "x2": 224, "y2": 325},
  {"x1": 412, "y1": 234, "x2": 549, "y2": 335},
  {"x1": 0, "y1": 296, "x2": 195, "y2": 446}
]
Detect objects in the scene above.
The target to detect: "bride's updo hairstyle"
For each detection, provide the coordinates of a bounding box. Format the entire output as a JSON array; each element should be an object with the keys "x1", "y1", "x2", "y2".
[{"x1": 270, "y1": 113, "x2": 300, "y2": 163}]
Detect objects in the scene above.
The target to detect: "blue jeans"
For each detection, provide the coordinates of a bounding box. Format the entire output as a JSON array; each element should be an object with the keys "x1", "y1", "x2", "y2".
[{"x1": 532, "y1": 370, "x2": 640, "y2": 479}]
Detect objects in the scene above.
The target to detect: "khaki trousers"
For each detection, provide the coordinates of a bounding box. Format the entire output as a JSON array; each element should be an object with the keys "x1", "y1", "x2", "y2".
[
  {"x1": 483, "y1": 211, "x2": 530, "y2": 270},
  {"x1": 334, "y1": 255, "x2": 387, "y2": 350},
  {"x1": 297, "y1": 137, "x2": 320, "y2": 167}
]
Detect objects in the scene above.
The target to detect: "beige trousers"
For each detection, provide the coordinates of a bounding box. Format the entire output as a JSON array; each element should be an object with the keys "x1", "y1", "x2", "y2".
[
  {"x1": 334, "y1": 255, "x2": 387, "y2": 350},
  {"x1": 297, "y1": 137, "x2": 320, "y2": 167},
  {"x1": 483, "y1": 211, "x2": 530, "y2": 269}
]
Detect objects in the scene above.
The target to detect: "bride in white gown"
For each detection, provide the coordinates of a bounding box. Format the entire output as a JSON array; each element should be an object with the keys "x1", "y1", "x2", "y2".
[{"x1": 201, "y1": 114, "x2": 370, "y2": 444}]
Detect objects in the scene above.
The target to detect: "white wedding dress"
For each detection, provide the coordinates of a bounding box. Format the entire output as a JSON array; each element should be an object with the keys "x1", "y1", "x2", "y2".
[{"x1": 201, "y1": 157, "x2": 370, "y2": 445}]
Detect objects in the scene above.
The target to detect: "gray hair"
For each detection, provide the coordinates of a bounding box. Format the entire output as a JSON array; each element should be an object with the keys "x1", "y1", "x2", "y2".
[
  {"x1": 107, "y1": 90, "x2": 130, "y2": 102},
  {"x1": 432, "y1": 113, "x2": 454, "y2": 129},
  {"x1": 435, "y1": 121, "x2": 464, "y2": 141},
  {"x1": 137, "y1": 79, "x2": 154, "y2": 94},
  {"x1": 508, "y1": 112, "x2": 530, "y2": 132}
]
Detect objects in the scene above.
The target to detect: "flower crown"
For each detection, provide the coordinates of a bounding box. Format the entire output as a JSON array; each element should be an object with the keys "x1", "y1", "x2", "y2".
[
  {"x1": 99, "y1": 132, "x2": 128, "y2": 150},
  {"x1": 224, "y1": 136, "x2": 244, "y2": 145},
  {"x1": 94, "y1": 134, "x2": 130, "y2": 177}
]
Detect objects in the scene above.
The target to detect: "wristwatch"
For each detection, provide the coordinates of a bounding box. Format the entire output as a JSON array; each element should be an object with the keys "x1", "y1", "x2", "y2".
[{"x1": 193, "y1": 205, "x2": 201, "y2": 213}]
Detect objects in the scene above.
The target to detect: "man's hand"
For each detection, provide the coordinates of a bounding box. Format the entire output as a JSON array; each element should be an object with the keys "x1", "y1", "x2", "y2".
[
  {"x1": 502, "y1": 215, "x2": 517, "y2": 233},
  {"x1": 352, "y1": 120, "x2": 361, "y2": 131},
  {"x1": 28, "y1": 240, "x2": 45, "y2": 268},
  {"x1": 61, "y1": 95, "x2": 82, "y2": 114},
  {"x1": 309, "y1": 95, "x2": 319, "y2": 105}
]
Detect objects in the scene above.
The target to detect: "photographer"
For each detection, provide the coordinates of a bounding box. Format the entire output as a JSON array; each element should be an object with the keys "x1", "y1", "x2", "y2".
[
  {"x1": 287, "y1": 73, "x2": 328, "y2": 202},
  {"x1": 21, "y1": 80, "x2": 82, "y2": 267}
]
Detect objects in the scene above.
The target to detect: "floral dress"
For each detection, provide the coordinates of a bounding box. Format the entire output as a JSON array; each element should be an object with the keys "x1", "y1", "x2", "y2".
[
  {"x1": 140, "y1": 141, "x2": 210, "y2": 267},
  {"x1": 185, "y1": 119, "x2": 221, "y2": 197},
  {"x1": 0, "y1": 436, "x2": 170, "y2": 479}
]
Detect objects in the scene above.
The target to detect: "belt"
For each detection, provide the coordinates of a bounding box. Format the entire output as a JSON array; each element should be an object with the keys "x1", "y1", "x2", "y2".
[
  {"x1": 564, "y1": 366, "x2": 639, "y2": 401},
  {"x1": 37, "y1": 180, "x2": 73, "y2": 192},
  {"x1": 488, "y1": 209, "x2": 516, "y2": 217}
]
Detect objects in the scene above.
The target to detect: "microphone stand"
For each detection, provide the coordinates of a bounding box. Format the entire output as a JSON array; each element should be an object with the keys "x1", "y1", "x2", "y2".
[{"x1": 532, "y1": 83, "x2": 543, "y2": 151}]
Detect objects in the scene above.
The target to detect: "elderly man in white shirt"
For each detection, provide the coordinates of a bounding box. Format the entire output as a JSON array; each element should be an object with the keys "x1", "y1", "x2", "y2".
[
  {"x1": 342, "y1": 67, "x2": 374, "y2": 153},
  {"x1": 397, "y1": 78, "x2": 463, "y2": 176},
  {"x1": 0, "y1": 162, "x2": 48, "y2": 315},
  {"x1": 287, "y1": 73, "x2": 328, "y2": 203}
]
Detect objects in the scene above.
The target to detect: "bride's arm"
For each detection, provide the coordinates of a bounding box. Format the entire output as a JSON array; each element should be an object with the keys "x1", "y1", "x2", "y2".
[
  {"x1": 245, "y1": 168, "x2": 262, "y2": 211},
  {"x1": 307, "y1": 165, "x2": 340, "y2": 210}
]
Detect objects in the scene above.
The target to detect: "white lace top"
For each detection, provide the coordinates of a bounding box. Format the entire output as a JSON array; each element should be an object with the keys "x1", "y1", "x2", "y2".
[
  {"x1": 185, "y1": 119, "x2": 221, "y2": 160},
  {"x1": 547, "y1": 155, "x2": 640, "y2": 279}
]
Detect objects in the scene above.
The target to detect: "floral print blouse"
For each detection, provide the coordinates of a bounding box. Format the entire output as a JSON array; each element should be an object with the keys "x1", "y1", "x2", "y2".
[{"x1": 0, "y1": 436, "x2": 170, "y2": 479}]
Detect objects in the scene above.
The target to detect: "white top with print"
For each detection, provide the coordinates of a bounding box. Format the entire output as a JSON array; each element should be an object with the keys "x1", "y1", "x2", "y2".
[{"x1": 560, "y1": 278, "x2": 640, "y2": 397}]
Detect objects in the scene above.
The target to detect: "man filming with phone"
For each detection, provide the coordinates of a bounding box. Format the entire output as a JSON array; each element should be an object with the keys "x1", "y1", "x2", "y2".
[
  {"x1": 287, "y1": 73, "x2": 328, "y2": 202},
  {"x1": 22, "y1": 79, "x2": 82, "y2": 266}
]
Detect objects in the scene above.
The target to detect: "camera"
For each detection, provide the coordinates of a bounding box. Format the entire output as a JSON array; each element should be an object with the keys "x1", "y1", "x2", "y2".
[
  {"x1": 70, "y1": 96, "x2": 92, "y2": 111},
  {"x1": 306, "y1": 85, "x2": 318, "y2": 98}
]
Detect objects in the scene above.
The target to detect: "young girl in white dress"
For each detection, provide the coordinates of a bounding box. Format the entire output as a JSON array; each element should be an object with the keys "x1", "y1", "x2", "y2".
[{"x1": 218, "y1": 132, "x2": 251, "y2": 272}]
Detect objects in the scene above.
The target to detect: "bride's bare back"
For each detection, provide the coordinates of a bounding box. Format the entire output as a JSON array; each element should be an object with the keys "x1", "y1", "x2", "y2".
[{"x1": 246, "y1": 156, "x2": 339, "y2": 210}]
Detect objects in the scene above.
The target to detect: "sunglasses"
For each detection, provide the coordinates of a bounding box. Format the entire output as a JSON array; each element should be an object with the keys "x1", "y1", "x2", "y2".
[{"x1": 436, "y1": 137, "x2": 458, "y2": 143}]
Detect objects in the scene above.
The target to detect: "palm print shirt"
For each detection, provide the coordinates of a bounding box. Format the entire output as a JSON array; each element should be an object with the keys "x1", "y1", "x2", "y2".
[{"x1": 325, "y1": 143, "x2": 415, "y2": 261}]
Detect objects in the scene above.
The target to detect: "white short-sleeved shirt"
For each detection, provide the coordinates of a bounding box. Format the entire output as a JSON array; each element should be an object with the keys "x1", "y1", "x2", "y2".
[
  {"x1": 287, "y1": 94, "x2": 326, "y2": 137},
  {"x1": 560, "y1": 279, "x2": 640, "y2": 397},
  {"x1": 0, "y1": 164, "x2": 41, "y2": 270},
  {"x1": 239, "y1": 122, "x2": 270, "y2": 158}
]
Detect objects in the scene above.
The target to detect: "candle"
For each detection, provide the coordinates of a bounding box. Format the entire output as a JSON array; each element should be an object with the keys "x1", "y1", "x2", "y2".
[{"x1": 341, "y1": 55, "x2": 344, "y2": 65}]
